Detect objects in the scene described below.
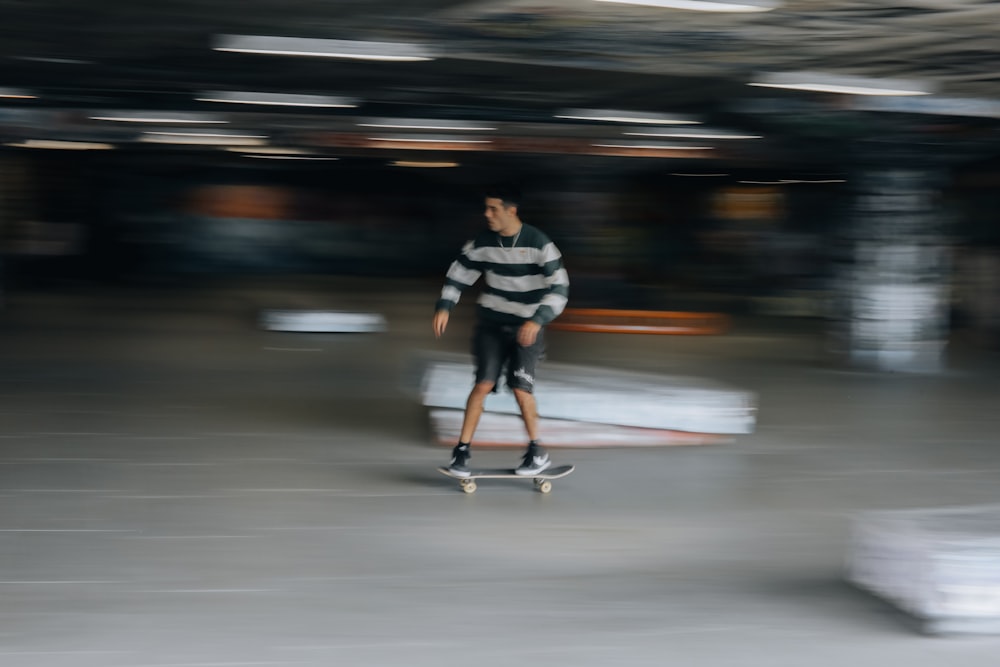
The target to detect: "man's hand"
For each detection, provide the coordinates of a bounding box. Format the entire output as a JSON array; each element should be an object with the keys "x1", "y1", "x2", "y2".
[
  {"x1": 433, "y1": 310, "x2": 450, "y2": 338},
  {"x1": 517, "y1": 320, "x2": 541, "y2": 347}
]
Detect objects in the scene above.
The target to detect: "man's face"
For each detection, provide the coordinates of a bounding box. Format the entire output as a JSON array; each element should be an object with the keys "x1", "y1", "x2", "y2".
[{"x1": 484, "y1": 197, "x2": 515, "y2": 232}]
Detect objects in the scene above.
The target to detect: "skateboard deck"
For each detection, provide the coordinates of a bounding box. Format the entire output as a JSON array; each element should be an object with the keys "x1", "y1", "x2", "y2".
[{"x1": 436, "y1": 464, "x2": 574, "y2": 494}]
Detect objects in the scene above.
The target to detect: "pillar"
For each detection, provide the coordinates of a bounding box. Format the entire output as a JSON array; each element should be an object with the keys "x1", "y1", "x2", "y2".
[{"x1": 829, "y1": 161, "x2": 951, "y2": 373}]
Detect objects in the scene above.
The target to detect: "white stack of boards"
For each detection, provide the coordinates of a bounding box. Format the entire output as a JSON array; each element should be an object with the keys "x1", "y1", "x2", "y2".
[
  {"x1": 847, "y1": 504, "x2": 1000, "y2": 635},
  {"x1": 259, "y1": 309, "x2": 387, "y2": 333},
  {"x1": 419, "y1": 359, "x2": 756, "y2": 447},
  {"x1": 427, "y1": 409, "x2": 734, "y2": 448}
]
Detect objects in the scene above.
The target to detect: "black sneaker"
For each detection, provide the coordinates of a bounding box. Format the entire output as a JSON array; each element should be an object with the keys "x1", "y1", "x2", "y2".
[
  {"x1": 515, "y1": 445, "x2": 551, "y2": 476},
  {"x1": 448, "y1": 444, "x2": 471, "y2": 477}
]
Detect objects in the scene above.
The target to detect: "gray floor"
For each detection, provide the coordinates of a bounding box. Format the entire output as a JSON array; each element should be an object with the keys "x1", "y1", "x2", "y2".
[{"x1": 2, "y1": 277, "x2": 1000, "y2": 666}]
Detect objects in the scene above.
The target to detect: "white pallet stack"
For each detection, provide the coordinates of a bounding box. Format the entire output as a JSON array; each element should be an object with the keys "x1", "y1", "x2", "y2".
[
  {"x1": 259, "y1": 309, "x2": 387, "y2": 333},
  {"x1": 418, "y1": 359, "x2": 756, "y2": 447},
  {"x1": 847, "y1": 504, "x2": 1000, "y2": 635},
  {"x1": 427, "y1": 409, "x2": 732, "y2": 448}
]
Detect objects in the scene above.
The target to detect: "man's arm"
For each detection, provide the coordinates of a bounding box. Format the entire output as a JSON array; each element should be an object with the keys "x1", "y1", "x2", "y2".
[
  {"x1": 433, "y1": 240, "x2": 481, "y2": 337},
  {"x1": 517, "y1": 319, "x2": 542, "y2": 346},
  {"x1": 518, "y1": 239, "x2": 569, "y2": 346},
  {"x1": 528, "y1": 240, "x2": 570, "y2": 327},
  {"x1": 433, "y1": 309, "x2": 449, "y2": 338}
]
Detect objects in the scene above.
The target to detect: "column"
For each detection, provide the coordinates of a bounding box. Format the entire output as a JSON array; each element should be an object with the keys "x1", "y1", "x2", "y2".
[{"x1": 829, "y1": 162, "x2": 951, "y2": 373}]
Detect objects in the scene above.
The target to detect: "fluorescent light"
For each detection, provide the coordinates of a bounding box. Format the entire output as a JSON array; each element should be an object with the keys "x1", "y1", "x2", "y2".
[
  {"x1": 556, "y1": 108, "x2": 700, "y2": 125},
  {"x1": 225, "y1": 146, "x2": 309, "y2": 155},
  {"x1": 7, "y1": 140, "x2": 114, "y2": 150},
  {"x1": 140, "y1": 132, "x2": 266, "y2": 146},
  {"x1": 671, "y1": 173, "x2": 729, "y2": 176},
  {"x1": 214, "y1": 35, "x2": 434, "y2": 62},
  {"x1": 391, "y1": 160, "x2": 460, "y2": 168},
  {"x1": 91, "y1": 111, "x2": 228, "y2": 124},
  {"x1": 359, "y1": 118, "x2": 496, "y2": 131},
  {"x1": 626, "y1": 129, "x2": 761, "y2": 139},
  {"x1": 143, "y1": 131, "x2": 266, "y2": 138},
  {"x1": 594, "y1": 0, "x2": 778, "y2": 11},
  {"x1": 0, "y1": 87, "x2": 37, "y2": 99},
  {"x1": 197, "y1": 91, "x2": 358, "y2": 108},
  {"x1": 748, "y1": 72, "x2": 932, "y2": 96}
]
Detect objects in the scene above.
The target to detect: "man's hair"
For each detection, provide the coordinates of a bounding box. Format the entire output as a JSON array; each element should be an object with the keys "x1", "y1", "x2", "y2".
[{"x1": 485, "y1": 184, "x2": 522, "y2": 209}]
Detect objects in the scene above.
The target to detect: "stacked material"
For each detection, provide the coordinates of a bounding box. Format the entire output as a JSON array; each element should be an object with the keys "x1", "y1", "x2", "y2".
[
  {"x1": 427, "y1": 410, "x2": 732, "y2": 447},
  {"x1": 419, "y1": 359, "x2": 756, "y2": 447},
  {"x1": 259, "y1": 309, "x2": 387, "y2": 333},
  {"x1": 847, "y1": 504, "x2": 1000, "y2": 635}
]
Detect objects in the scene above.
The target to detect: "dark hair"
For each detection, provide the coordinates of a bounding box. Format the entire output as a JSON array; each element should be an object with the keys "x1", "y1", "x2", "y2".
[{"x1": 484, "y1": 184, "x2": 522, "y2": 209}]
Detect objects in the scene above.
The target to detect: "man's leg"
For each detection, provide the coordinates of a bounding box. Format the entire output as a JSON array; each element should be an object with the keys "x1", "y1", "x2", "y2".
[
  {"x1": 447, "y1": 380, "x2": 495, "y2": 476},
  {"x1": 460, "y1": 380, "x2": 496, "y2": 443},
  {"x1": 508, "y1": 329, "x2": 550, "y2": 475},
  {"x1": 508, "y1": 325, "x2": 544, "y2": 444},
  {"x1": 462, "y1": 322, "x2": 504, "y2": 443},
  {"x1": 512, "y1": 388, "x2": 539, "y2": 442},
  {"x1": 513, "y1": 365, "x2": 552, "y2": 475},
  {"x1": 447, "y1": 324, "x2": 503, "y2": 477},
  {"x1": 513, "y1": 387, "x2": 550, "y2": 475}
]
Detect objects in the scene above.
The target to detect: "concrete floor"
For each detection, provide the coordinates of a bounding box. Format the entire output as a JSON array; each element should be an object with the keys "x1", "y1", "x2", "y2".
[{"x1": 2, "y1": 277, "x2": 1000, "y2": 666}]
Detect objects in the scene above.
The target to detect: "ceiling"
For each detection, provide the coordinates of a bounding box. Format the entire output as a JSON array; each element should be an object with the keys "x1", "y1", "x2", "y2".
[{"x1": 3, "y1": 0, "x2": 1000, "y2": 171}]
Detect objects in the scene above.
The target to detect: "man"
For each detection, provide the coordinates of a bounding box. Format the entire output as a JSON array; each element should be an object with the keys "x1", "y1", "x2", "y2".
[{"x1": 433, "y1": 187, "x2": 569, "y2": 477}]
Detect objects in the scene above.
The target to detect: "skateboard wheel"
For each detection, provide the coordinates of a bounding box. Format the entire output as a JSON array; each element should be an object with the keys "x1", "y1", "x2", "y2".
[
  {"x1": 538, "y1": 481, "x2": 552, "y2": 494},
  {"x1": 462, "y1": 481, "x2": 477, "y2": 494}
]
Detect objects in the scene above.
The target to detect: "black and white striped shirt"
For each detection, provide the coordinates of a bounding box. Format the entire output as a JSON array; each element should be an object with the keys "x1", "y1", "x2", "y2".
[{"x1": 435, "y1": 223, "x2": 570, "y2": 326}]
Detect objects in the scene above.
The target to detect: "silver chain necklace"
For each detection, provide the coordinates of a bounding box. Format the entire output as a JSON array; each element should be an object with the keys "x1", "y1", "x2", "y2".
[{"x1": 497, "y1": 229, "x2": 521, "y2": 250}]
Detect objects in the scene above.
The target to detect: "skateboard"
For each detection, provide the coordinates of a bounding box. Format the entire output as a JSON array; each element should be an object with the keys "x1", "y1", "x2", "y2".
[{"x1": 436, "y1": 464, "x2": 574, "y2": 494}]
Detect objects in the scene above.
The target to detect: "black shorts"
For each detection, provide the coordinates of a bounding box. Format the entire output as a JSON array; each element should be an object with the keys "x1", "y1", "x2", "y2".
[{"x1": 472, "y1": 321, "x2": 546, "y2": 393}]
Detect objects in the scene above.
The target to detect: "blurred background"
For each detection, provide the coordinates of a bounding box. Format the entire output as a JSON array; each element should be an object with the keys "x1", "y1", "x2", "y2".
[
  {"x1": 0, "y1": 0, "x2": 999, "y2": 370},
  {"x1": 2, "y1": 2, "x2": 1000, "y2": 665}
]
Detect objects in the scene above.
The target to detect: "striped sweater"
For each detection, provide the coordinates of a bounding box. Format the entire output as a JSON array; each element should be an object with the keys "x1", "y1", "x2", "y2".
[{"x1": 435, "y1": 223, "x2": 570, "y2": 326}]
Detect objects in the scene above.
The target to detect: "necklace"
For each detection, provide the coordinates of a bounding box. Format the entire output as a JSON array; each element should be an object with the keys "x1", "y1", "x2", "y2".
[{"x1": 497, "y1": 229, "x2": 521, "y2": 250}]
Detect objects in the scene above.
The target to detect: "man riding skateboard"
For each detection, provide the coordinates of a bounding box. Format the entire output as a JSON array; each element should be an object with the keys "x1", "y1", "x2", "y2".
[{"x1": 432, "y1": 185, "x2": 570, "y2": 477}]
